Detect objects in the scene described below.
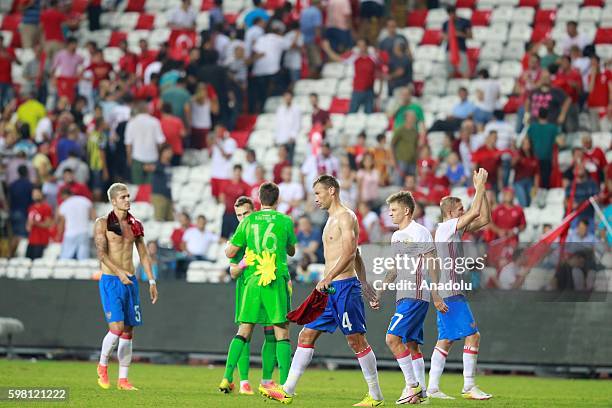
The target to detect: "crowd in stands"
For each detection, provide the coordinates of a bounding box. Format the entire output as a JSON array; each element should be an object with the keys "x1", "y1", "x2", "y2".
[{"x1": 0, "y1": 0, "x2": 611, "y2": 290}]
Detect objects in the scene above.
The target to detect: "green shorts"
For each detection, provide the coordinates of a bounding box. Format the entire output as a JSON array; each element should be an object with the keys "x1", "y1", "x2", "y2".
[{"x1": 235, "y1": 274, "x2": 291, "y2": 325}]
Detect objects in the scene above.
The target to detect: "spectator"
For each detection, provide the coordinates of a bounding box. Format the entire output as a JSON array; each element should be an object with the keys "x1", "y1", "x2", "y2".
[
  {"x1": 278, "y1": 166, "x2": 305, "y2": 215},
  {"x1": 168, "y1": 0, "x2": 197, "y2": 30},
  {"x1": 339, "y1": 163, "x2": 358, "y2": 209},
  {"x1": 359, "y1": 0, "x2": 384, "y2": 45},
  {"x1": 275, "y1": 90, "x2": 302, "y2": 163},
  {"x1": 39, "y1": 0, "x2": 69, "y2": 61},
  {"x1": 284, "y1": 22, "x2": 304, "y2": 85},
  {"x1": 527, "y1": 108, "x2": 560, "y2": 189},
  {"x1": 25, "y1": 186, "x2": 53, "y2": 260},
  {"x1": 561, "y1": 21, "x2": 589, "y2": 56},
  {"x1": 388, "y1": 86, "x2": 425, "y2": 133},
  {"x1": 551, "y1": 58, "x2": 581, "y2": 132},
  {"x1": 515, "y1": 52, "x2": 543, "y2": 132},
  {"x1": 244, "y1": 0, "x2": 270, "y2": 28},
  {"x1": 347, "y1": 131, "x2": 368, "y2": 169},
  {"x1": 310, "y1": 93, "x2": 332, "y2": 136},
  {"x1": 16, "y1": 92, "x2": 47, "y2": 137},
  {"x1": 489, "y1": 187, "x2": 526, "y2": 242},
  {"x1": 301, "y1": 142, "x2": 341, "y2": 189},
  {"x1": 171, "y1": 212, "x2": 193, "y2": 251},
  {"x1": 86, "y1": 118, "x2": 109, "y2": 202},
  {"x1": 356, "y1": 152, "x2": 381, "y2": 207},
  {"x1": 0, "y1": 35, "x2": 18, "y2": 109},
  {"x1": 322, "y1": 38, "x2": 380, "y2": 114},
  {"x1": 51, "y1": 37, "x2": 83, "y2": 78},
  {"x1": 56, "y1": 124, "x2": 82, "y2": 164},
  {"x1": 219, "y1": 165, "x2": 251, "y2": 240},
  {"x1": 300, "y1": 0, "x2": 324, "y2": 77},
  {"x1": 570, "y1": 45, "x2": 592, "y2": 90},
  {"x1": 429, "y1": 87, "x2": 477, "y2": 132},
  {"x1": 242, "y1": 149, "x2": 258, "y2": 186},
  {"x1": 512, "y1": 137, "x2": 540, "y2": 208},
  {"x1": 324, "y1": 0, "x2": 353, "y2": 53},
  {"x1": 552, "y1": 250, "x2": 594, "y2": 292},
  {"x1": 527, "y1": 69, "x2": 571, "y2": 127},
  {"x1": 378, "y1": 18, "x2": 409, "y2": 56},
  {"x1": 273, "y1": 145, "x2": 291, "y2": 184},
  {"x1": 391, "y1": 110, "x2": 419, "y2": 185},
  {"x1": 248, "y1": 165, "x2": 267, "y2": 206},
  {"x1": 597, "y1": 202, "x2": 611, "y2": 247},
  {"x1": 245, "y1": 17, "x2": 266, "y2": 58},
  {"x1": 438, "y1": 131, "x2": 455, "y2": 163},
  {"x1": 587, "y1": 55, "x2": 611, "y2": 132},
  {"x1": 118, "y1": 40, "x2": 138, "y2": 77},
  {"x1": 9, "y1": 165, "x2": 34, "y2": 247},
  {"x1": 209, "y1": 0, "x2": 225, "y2": 28},
  {"x1": 359, "y1": 201, "x2": 383, "y2": 241},
  {"x1": 160, "y1": 102, "x2": 187, "y2": 166},
  {"x1": 473, "y1": 69, "x2": 500, "y2": 125},
  {"x1": 540, "y1": 39, "x2": 559, "y2": 70},
  {"x1": 445, "y1": 152, "x2": 466, "y2": 187},
  {"x1": 24, "y1": 44, "x2": 49, "y2": 103},
  {"x1": 582, "y1": 134, "x2": 607, "y2": 184},
  {"x1": 296, "y1": 215, "x2": 324, "y2": 265},
  {"x1": 190, "y1": 82, "x2": 219, "y2": 149},
  {"x1": 442, "y1": 5, "x2": 472, "y2": 79},
  {"x1": 473, "y1": 131, "x2": 503, "y2": 194},
  {"x1": 567, "y1": 165, "x2": 599, "y2": 225},
  {"x1": 54, "y1": 150, "x2": 89, "y2": 185},
  {"x1": 138, "y1": 39, "x2": 159, "y2": 81},
  {"x1": 209, "y1": 125, "x2": 238, "y2": 198},
  {"x1": 84, "y1": 49, "x2": 113, "y2": 93},
  {"x1": 161, "y1": 76, "x2": 192, "y2": 126},
  {"x1": 371, "y1": 133, "x2": 393, "y2": 185},
  {"x1": 125, "y1": 100, "x2": 166, "y2": 185},
  {"x1": 56, "y1": 168, "x2": 92, "y2": 205},
  {"x1": 182, "y1": 215, "x2": 219, "y2": 261},
  {"x1": 19, "y1": 0, "x2": 41, "y2": 49},
  {"x1": 568, "y1": 219, "x2": 598, "y2": 245},
  {"x1": 32, "y1": 142, "x2": 52, "y2": 182},
  {"x1": 151, "y1": 145, "x2": 174, "y2": 222},
  {"x1": 138, "y1": 241, "x2": 160, "y2": 281},
  {"x1": 57, "y1": 188, "x2": 95, "y2": 260},
  {"x1": 484, "y1": 110, "x2": 515, "y2": 155},
  {"x1": 387, "y1": 40, "x2": 413, "y2": 97}
]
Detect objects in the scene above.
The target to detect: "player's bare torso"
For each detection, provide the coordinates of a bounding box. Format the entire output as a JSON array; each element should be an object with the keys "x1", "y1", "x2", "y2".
[
  {"x1": 322, "y1": 206, "x2": 359, "y2": 281},
  {"x1": 98, "y1": 216, "x2": 137, "y2": 276}
]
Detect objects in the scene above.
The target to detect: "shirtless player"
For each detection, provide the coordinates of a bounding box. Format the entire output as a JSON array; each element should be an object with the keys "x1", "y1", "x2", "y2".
[
  {"x1": 270, "y1": 174, "x2": 383, "y2": 407},
  {"x1": 95, "y1": 183, "x2": 158, "y2": 390}
]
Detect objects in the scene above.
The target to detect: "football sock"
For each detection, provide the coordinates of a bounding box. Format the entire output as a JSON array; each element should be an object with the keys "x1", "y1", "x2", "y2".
[
  {"x1": 412, "y1": 352, "x2": 426, "y2": 395},
  {"x1": 261, "y1": 326, "x2": 277, "y2": 382},
  {"x1": 357, "y1": 346, "x2": 383, "y2": 401},
  {"x1": 237, "y1": 341, "x2": 250, "y2": 382},
  {"x1": 463, "y1": 346, "x2": 478, "y2": 391},
  {"x1": 99, "y1": 329, "x2": 121, "y2": 366},
  {"x1": 394, "y1": 349, "x2": 417, "y2": 388},
  {"x1": 117, "y1": 332, "x2": 133, "y2": 379},
  {"x1": 283, "y1": 344, "x2": 314, "y2": 395},
  {"x1": 428, "y1": 346, "x2": 448, "y2": 392},
  {"x1": 223, "y1": 335, "x2": 247, "y2": 383},
  {"x1": 275, "y1": 339, "x2": 292, "y2": 385}
]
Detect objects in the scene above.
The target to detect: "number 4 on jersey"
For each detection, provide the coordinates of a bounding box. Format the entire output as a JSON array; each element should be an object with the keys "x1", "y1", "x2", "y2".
[{"x1": 342, "y1": 312, "x2": 352, "y2": 331}]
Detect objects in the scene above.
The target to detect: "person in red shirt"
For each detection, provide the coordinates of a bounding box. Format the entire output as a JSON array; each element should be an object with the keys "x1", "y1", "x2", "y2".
[
  {"x1": 26, "y1": 186, "x2": 54, "y2": 259},
  {"x1": 322, "y1": 38, "x2": 380, "y2": 113},
  {"x1": 118, "y1": 40, "x2": 138, "y2": 77},
  {"x1": 160, "y1": 102, "x2": 187, "y2": 166},
  {"x1": 581, "y1": 134, "x2": 608, "y2": 184},
  {"x1": 137, "y1": 39, "x2": 159, "y2": 79},
  {"x1": 473, "y1": 131, "x2": 503, "y2": 194},
  {"x1": 219, "y1": 165, "x2": 251, "y2": 240},
  {"x1": 273, "y1": 145, "x2": 290, "y2": 184},
  {"x1": 85, "y1": 49, "x2": 113, "y2": 90},
  {"x1": 512, "y1": 137, "x2": 540, "y2": 207},
  {"x1": 40, "y1": 0, "x2": 68, "y2": 60},
  {"x1": 171, "y1": 211, "x2": 193, "y2": 251},
  {"x1": 0, "y1": 34, "x2": 18, "y2": 108},
  {"x1": 552, "y1": 56, "x2": 582, "y2": 104},
  {"x1": 490, "y1": 187, "x2": 526, "y2": 243},
  {"x1": 56, "y1": 168, "x2": 93, "y2": 205},
  {"x1": 587, "y1": 55, "x2": 612, "y2": 132},
  {"x1": 310, "y1": 93, "x2": 332, "y2": 137}
]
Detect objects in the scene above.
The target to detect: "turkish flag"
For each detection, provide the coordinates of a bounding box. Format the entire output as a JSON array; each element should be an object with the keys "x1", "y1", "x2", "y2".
[
  {"x1": 448, "y1": 17, "x2": 460, "y2": 68},
  {"x1": 168, "y1": 29, "x2": 197, "y2": 61}
]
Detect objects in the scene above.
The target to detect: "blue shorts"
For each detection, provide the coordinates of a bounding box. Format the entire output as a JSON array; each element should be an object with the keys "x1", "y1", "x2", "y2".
[
  {"x1": 99, "y1": 274, "x2": 142, "y2": 327},
  {"x1": 305, "y1": 277, "x2": 366, "y2": 335},
  {"x1": 387, "y1": 298, "x2": 429, "y2": 344},
  {"x1": 436, "y1": 295, "x2": 477, "y2": 341}
]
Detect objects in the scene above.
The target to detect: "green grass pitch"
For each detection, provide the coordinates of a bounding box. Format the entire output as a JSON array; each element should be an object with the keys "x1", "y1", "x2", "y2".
[{"x1": 1, "y1": 359, "x2": 611, "y2": 407}]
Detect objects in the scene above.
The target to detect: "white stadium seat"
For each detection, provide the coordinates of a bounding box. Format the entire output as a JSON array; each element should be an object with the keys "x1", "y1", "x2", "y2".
[
  {"x1": 509, "y1": 24, "x2": 532, "y2": 42},
  {"x1": 555, "y1": 6, "x2": 580, "y2": 23},
  {"x1": 426, "y1": 8, "x2": 448, "y2": 28},
  {"x1": 491, "y1": 7, "x2": 514, "y2": 24},
  {"x1": 513, "y1": 7, "x2": 535, "y2": 24},
  {"x1": 322, "y1": 62, "x2": 346, "y2": 79},
  {"x1": 579, "y1": 6, "x2": 602, "y2": 23}
]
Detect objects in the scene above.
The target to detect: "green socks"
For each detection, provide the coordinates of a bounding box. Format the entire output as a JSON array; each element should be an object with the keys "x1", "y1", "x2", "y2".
[
  {"x1": 276, "y1": 339, "x2": 292, "y2": 385},
  {"x1": 224, "y1": 335, "x2": 247, "y2": 382},
  {"x1": 238, "y1": 341, "x2": 250, "y2": 382},
  {"x1": 261, "y1": 327, "x2": 277, "y2": 381}
]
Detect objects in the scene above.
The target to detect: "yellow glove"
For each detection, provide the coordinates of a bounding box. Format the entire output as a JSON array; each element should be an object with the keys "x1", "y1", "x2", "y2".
[
  {"x1": 244, "y1": 248, "x2": 257, "y2": 266},
  {"x1": 254, "y1": 250, "x2": 277, "y2": 287}
]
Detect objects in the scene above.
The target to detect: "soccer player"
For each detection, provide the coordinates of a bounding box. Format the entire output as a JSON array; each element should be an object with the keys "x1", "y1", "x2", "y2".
[
  {"x1": 219, "y1": 196, "x2": 278, "y2": 395},
  {"x1": 379, "y1": 191, "x2": 448, "y2": 404},
  {"x1": 270, "y1": 174, "x2": 382, "y2": 406},
  {"x1": 429, "y1": 168, "x2": 493, "y2": 400},
  {"x1": 95, "y1": 183, "x2": 158, "y2": 390},
  {"x1": 222, "y1": 183, "x2": 297, "y2": 398}
]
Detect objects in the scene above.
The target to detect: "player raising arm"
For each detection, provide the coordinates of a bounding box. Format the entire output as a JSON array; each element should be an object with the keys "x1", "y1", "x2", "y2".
[{"x1": 95, "y1": 183, "x2": 158, "y2": 391}]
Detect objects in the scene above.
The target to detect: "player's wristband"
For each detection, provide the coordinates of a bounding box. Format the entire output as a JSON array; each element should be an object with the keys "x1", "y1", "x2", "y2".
[
  {"x1": 149, "y1": 279, "x2": 156, "y2": 285},
  {"x1": 238, "y1": 259, "x2": 247, "y2": 269}
]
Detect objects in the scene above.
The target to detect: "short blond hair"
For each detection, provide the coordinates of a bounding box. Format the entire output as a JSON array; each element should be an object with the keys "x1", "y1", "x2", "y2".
[
  {"x1": 386, "y1": 191, "x2": 416, "y2": 216},
  {"x1": 440, "y1": 196, "x2": 462, "y2": 218},
  {"x1": 107, "y1": 183, "x2": 129, "y2": 202}
]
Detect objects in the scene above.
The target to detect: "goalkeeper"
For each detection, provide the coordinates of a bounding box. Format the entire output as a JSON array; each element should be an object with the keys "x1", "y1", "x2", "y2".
[{"x1": 220, "y1": 182, "x2": 297, "y2": 398}]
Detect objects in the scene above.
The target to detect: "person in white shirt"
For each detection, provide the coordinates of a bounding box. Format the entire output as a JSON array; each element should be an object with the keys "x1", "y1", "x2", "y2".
[
  {"x1": 561, "y1": 21, "x2": 589, "y2": 56},
  {"x1": 209, "y1": 124, "x2": 238, "y2": 198},
  {"x1": 473, "y1": 69, "x2": 500, "y2": 126},
  {"x1": 181, "y1": 215, "x2": 219, "y2": 261},
  {"x1": 376, "y1": 191, "x2": 446, "y2": 404},
  {"x1": 300, "y1": 142, "x2": 340, "y2": 192},
  {"x1": 57, "y1": 189, "x2": 95, "y2": 260},
  {"x1": 278, "y1": 165, "x2": 305, "y2": 215},
  {"x1": 242, "y1": 149, "x2": 259, "y2": 185},
  {"x1": 275, "y1": 90, "x2": 302, "y2": 163},
  {"x1": 244, "y1": 17, "x2": 266, "y2": 58},
  {"x1": 125, "y1": 101, "x2": 166, "y2": 185},
  {"x1": 283, "y1": 23, "x2": 303, "y2": 84},
  {"x1": 168, "y1": 0, "x2": 197, "y2": 30},
  {"x1": 190, "y1": 82, "x2": 219, "y2": 149}
]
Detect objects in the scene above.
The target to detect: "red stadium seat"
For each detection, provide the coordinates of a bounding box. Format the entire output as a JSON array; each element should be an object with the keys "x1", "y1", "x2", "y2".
[
  {"x1": 71, "y1": 0, "x2": 88, "y2": 14},
  {"x1": 329, "y1": 97, "x2": 350, "y2": 114},
  {"x1": 420, "y1": 29, "x2": 442, "y2": 45},
  {"x1": 225, "y1": 13, "x2": 238, "y2": 25},
  {"x1": 519, "y1": 0, "x2": 539, "y2": 7},
  {"x1": 456, "y1": 0, "x2": 476, "y2": 8},
  {"x1": 201, "y1": 0, "x2": 214, "y2": 10},
  {"x1": 583, "y1": 0, "x2": 604, "y2": 6},
  {"x1": 406, "y1": 9, "x2": 428, "y2": 27},
  {"x1": 471, "y1": 10, "x2": 491, "y2": 27},
  {"x1": 594, "y1": 28, "x2": 612, "y2": 44},
  {"x1": 9, "y1": 30, "x2": 21, "y2": 48},
  {"x1": 134, "y1": 184, "x2": 151, "y2": 202},
  {"x1": 1, "y1": 14, "x2": 21, "y2": 31},
  {"x1": 531, "y1": 25, "x2": 552, "y2": 42},
  {"x1": 264, "y1": 0, "x2": 285, "y2": 10},
  {"x1": 230, "y1": 131, "x2": 251, "y2": 148},
  {"x1": 136, "y1": 13, "x2": 155, "y2": 30},
  {"x1": 535, "y1": 9, "x2": 556, "y2": 25},
  {"x1": 235, "y1": 115, "x2": 257, "y2": 132},
  {"x1": 108, "y1": 31, "x2": 128, "y2": 47},
  {"x1": 125, "y1": 0, "x2": 146, "y2": 12}
]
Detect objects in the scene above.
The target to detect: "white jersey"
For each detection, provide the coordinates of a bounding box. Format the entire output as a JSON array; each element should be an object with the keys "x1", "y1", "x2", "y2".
[
  {"x1": 434, "y1": 217, "x2": 464, "y2": 298},
  {"x1": 391, "y1": 220, "x2": 435, "y2": 302}
]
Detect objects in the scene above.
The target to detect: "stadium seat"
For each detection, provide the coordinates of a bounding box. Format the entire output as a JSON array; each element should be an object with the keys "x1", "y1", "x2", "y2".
[
  {"x1": 136, "y1": 13, "x2": 156, "y2": 30},
  {"x1": 420, "y1": 29, "x2": 442, "y2": 45},
  {"x1": 196, "y1": 12, "x2": 210, "y2": 31},
  {"x1": 509, "y1": 24, "x2": 533, "y2": 42},
  {"x1": 595, "y1": 44, "x2": 612, "y2": 59},
  {"x1": 477, "y1": 60, "x2": 500, "y2": 77},
  {"x1": 255, "y1": 113, "x2": 276, "y2": 131},
  {"x1": 415, "y1": 45, "x2": 444, "y2": 61},
  {"x1": 426, "y1": 8, "x2": 448, "y2": 28},
  {"x1": 336, "y1": 78, "x2": 353, "y2": 97},
  {"x1": 471, "y1": 10, "x2": 492, "y2": 26},
  {"x1": 531, "y1": 25, "x2": 552, "y2": 42},
  {"x1": 556, "y1": 5, "x2": 580, "y2": 23},
  {"x1": 472, "y1": 26, "x2": 490, "y2": 42},
  {"x1": 479, "y1": 43, "x2": 503, "y2": 61},
  {"x1": 413, "y1": 60, "x2": 433, "y2": 78},
  {"x1": 488, "y1": 23, "x2": 509, "y2": 43},
  {"x1": 523, "y1": 268, "x2": 554, "y2": 291},
  {"x1": 457, "y1": 8, "x2": 473, "y2": 20},
  {"x1": 602, "y1": 6, "x2": 612, "y2": 24},
  {"x1": 118, "y1": 12, "x2": 139, "y2": 29},
  {"x1": 294, "y1": 79, "x2": 315, "y2": 96},
  {"x1": 456, "y1": 0, "x2": 477, "y2": 8},
  {"x1": 579, "y1": 6, "x2": 602, "y2": 23},
  {"x1": 108, "y1": 31, "x2": 128, "y2": 47},
  {"x1": 594, "y1": 27, "x2": 612, "y2": 44},
  {"x1": 513, "y1": 7, "x2": 535, "y2": 24},
  {"x1": 321, "y1": 62, "x2": 346, "y2": 79},
  {"x1": 125, "y1": 0, "x2": 146, "y2": 12},
  {"x1": 591, "y1": 132, "x2": 611, "y2": 150},
  {"x1": 406, "y1": 9, "x2": 428, "y2": 27},
  {"x1": 519, "y1": 0, "x2": 539, "y2": 7},
  {"x1": 535, "y1": 9, "x2": 556, "y2": 25},
  {"x1": 401, "y1": 27, "x2": 424, "y2": 44},
  {"x1": 102, "y1": 47, "x2": 122, "y2": 65},
  {"x1": 499, "y1": 61, "x2": 523, "y2": 78},
  {"x1": 0, "y1": 30, "x2": 12, "y2": 47},
  {"x1": 491, "y1": 7, "x2": 514, "y2": 24}
]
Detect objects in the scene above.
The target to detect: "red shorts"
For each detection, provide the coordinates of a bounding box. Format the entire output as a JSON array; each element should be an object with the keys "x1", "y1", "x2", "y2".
[{"x1": 210, "y1": 178, "x2": 227, "y2": 197}]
